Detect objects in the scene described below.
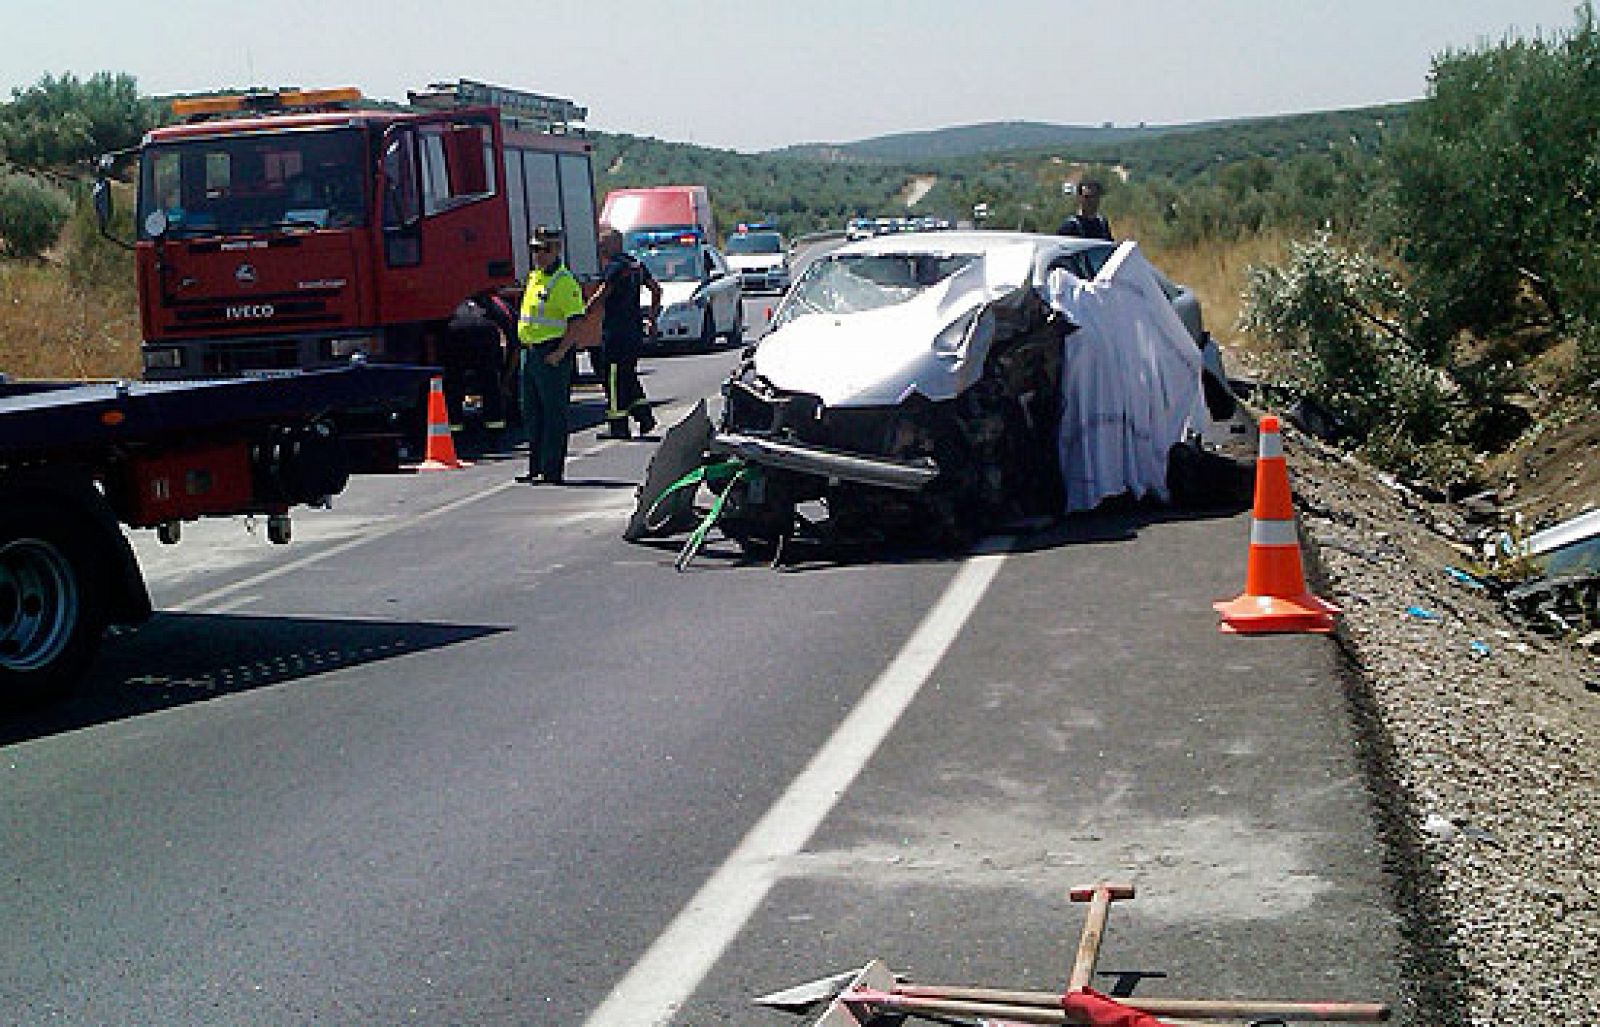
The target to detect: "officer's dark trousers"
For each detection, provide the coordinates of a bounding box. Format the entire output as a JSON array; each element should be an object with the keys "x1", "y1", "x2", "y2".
[
  {"x1": 594, "y1": 347, "x2": 649, "y2": 433},
  {"x1": 519, "y1": 343, "x2": 574, "y2": 479}
]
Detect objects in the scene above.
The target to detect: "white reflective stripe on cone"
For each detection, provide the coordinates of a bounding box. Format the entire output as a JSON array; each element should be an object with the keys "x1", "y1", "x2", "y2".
[
  {"x1": 1251, "y1": 518, "x2": 1299, "y2": 546},
  {"x1": 1258, "y1": 431, "x2": 1284, "y2": 459}
]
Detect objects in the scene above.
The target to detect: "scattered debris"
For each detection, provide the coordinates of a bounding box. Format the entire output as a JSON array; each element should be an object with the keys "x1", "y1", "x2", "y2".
[
  {"x1": 1288, "y1": 422, "x2": 1600, "y2": 1023},
  {"x1": 1443, "y1": 565, "x2": 1488, "y2": 590}
]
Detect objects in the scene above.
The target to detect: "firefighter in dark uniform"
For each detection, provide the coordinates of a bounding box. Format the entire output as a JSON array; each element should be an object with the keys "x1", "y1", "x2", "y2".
[
  {"x1": 586, "y1": 226, "x2": 663, "y2": 439},
  {"x1": 513, "y1": 226, "x2": 584, "y2": 483}
]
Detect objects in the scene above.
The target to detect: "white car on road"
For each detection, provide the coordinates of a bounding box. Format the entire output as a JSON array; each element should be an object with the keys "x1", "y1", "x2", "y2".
[
  {"x1": 633, "y1": 232, "x2": 744, "y2": 350},
  {"x1": 724, "y1": 229, "x2": 790, "y2": 293},
  {"x1": 705, "y1": 231, "x2": 1233, "y2": 545}
]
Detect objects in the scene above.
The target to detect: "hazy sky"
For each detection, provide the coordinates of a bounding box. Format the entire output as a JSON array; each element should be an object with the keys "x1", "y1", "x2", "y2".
[{"x1": 2, "y1": 0, "x2": 1582, "y2": 151}]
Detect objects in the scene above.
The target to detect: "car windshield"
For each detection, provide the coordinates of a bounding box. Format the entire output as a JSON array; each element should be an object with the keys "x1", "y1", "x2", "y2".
[
  {"x1": 635, "y1": 241, "x2": 707, "y2": 283},
  {"x1": 138, "y1": 128, "x2": 367, "y2": 237},
  {"x1": 726, "y1": 232, "x2": 783, "y2": 255},
  {"x1": 774, "y1": 252, "x2": 978, "y2": 327}
]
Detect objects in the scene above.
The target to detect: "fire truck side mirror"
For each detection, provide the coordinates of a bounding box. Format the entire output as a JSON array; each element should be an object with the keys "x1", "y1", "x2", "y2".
[{"x1": 92, "y1": 155, "x2": 136, "y2": 251}]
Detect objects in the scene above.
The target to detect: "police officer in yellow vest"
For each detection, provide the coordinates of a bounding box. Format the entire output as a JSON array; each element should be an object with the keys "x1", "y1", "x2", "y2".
[{"x1": 514, "y1": 226, "x2": 585, "y2": 484}]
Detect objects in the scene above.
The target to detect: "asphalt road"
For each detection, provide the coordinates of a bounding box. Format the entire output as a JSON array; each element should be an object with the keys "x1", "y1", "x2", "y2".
[{"x1": 0, "y1": 296, "x2": 1413, "y2": 1024}]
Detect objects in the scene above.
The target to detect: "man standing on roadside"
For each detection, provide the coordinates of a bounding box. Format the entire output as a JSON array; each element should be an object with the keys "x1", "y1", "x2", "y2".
[
  {"x1": 513, "y1": 226, "x2": 584, "y2": 484},
  {"x1": 586, "y1": 226, "x2": 662, "y2": 440},
  {"x1": 1056, "y1": 179, "x2": 1113, "y2": 241}
]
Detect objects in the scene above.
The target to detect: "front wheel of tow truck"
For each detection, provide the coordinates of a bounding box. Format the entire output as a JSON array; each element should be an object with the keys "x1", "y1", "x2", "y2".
[{"x1": 0, "y1": 506, "x2": 108, "y2": 709}]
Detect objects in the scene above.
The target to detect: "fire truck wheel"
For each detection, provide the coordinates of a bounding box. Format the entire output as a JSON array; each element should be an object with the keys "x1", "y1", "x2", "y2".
[{"x1": 0, "y1": 504, "x2": 108, "y2": 709}]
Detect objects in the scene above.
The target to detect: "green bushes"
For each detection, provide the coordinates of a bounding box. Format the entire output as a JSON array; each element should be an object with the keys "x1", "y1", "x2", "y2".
[
  {"x1": 0, "y1": 72, "x2": 155, "y2": 170},
  {"x1": 0, "y1": 171, "x2": 72, "y2": 258},
  {"x1": 1234, "y1": 4, "x2": 1600, "y2": 489},
  {"x1": 1386, "y1": 5, "x2": 1600, "y2": 367},
  {"x1": 1240, "y1": 235, "x2": 1476, "y2": 484}
]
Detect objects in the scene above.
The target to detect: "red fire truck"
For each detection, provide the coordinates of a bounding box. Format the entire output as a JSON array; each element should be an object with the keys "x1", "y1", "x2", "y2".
[{"x1": 97, "y1": 80, "x2": 600, "y2": 453}]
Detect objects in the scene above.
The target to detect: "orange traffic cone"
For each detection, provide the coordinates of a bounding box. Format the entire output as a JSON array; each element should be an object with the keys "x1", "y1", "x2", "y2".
[
  {"x1": 1213, "y1": 415, "x2": 1338, "y2": 634},
  {"x1": 415, "y1": 375, "x2": 467, "y2": 471}
]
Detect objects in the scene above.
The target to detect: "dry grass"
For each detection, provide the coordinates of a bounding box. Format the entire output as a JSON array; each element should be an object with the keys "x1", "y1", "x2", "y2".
[
  {"x1": 1126, "y1": 225, "x2": 1293, "y2": 369},
  {"x1": 1, "y1": 211, "x2": 142, "y2": 381},
  {"x1": 0, "y1": 263, "x2": 142, "y2": 379}
]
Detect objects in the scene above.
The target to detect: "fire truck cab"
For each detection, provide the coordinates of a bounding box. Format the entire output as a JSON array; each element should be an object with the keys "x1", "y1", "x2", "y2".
[{"x1": 116, "y1": 80, "x2": 599, "y2": 450}]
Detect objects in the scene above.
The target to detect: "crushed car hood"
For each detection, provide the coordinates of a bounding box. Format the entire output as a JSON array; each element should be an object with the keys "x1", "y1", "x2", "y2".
[{"x1": 751, "y1": 241, "x2": 1037, "y2": 407}]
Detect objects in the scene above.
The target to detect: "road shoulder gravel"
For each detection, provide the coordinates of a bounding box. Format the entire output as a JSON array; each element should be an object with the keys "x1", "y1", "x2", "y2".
[{"x1": 1292, "y1": 430, "x2": 1599, "y2": 1026}]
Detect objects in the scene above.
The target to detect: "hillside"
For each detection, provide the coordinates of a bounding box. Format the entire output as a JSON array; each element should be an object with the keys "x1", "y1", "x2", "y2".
[
  {"x1": 766, "y1": 103, "x2": 1414, "y2": 169},
  {"x1": 1064, "y1": 102, "x2": 1414, "y2": 180},
  {"x1": 590, "y1": 102, "x2": 1416, "y2": 237},
  {"x1": 773, "y1": 120, "x2": 1183, "y2": 162}
]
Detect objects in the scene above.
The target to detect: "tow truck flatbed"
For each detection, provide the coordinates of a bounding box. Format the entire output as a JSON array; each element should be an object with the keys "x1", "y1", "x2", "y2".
[
  {"x1": 1, "y1": 363, "x2": 434, "y2": 707},
  {"x1": 0, "y1": 364, "x2": 434, "y2": 459}
]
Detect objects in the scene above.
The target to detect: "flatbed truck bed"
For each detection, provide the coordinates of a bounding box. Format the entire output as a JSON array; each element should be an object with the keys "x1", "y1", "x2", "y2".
[{"x1": 1, "y1": 364, "x2": 434, "y2": 707}]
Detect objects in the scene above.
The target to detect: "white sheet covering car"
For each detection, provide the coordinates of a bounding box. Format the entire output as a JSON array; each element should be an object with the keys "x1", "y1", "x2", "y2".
[
  {"x1": 1044, "y1": 243, "x2": 1212, "y2": 511},
  {"x1": 697, "y1": 231, "x2": 1231, "y2": 547},
  {"x1": 633, "y1": 233, "x2": 744, "y2": 349}
]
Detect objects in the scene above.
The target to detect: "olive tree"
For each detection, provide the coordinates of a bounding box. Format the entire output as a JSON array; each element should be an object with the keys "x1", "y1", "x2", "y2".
[
  {"x1": 1385, "y1": 4, "x2": 1600, "y2": 359},
  {"x1": 0, "y1": 72, "x2": 158, "y2": 170}
]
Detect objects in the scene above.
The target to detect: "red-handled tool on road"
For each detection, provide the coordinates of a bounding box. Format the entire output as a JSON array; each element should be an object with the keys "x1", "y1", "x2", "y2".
[{"x1": 754, "y1": 883, "x2": 1390, "y2": 1025}]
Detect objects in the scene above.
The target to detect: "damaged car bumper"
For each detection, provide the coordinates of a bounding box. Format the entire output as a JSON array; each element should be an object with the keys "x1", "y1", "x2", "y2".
[{"x1": 709, "y1": 431, "x2": 939, "y2": 492}]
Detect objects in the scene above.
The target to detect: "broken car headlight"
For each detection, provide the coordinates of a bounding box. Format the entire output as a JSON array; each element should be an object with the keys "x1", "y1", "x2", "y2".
[{"x1": 932, "y1": 306, "x2": 995, "y2": 358}]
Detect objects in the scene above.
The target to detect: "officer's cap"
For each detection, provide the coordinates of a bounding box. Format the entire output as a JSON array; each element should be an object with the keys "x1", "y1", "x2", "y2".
[{"x1": 531, "y1": 225, "x2": 564, "y2": 247}]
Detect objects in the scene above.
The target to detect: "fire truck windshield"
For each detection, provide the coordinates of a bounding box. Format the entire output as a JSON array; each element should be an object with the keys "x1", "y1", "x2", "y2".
[{"x1": 138, "y1": 128, "x2": 368, "y2": 237}]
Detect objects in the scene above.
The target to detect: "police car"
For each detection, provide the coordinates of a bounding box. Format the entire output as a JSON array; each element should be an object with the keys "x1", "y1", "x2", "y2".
[
  {"x1": 724, "y1": 224, "x2": 790, "y2": 294},
  {"x1": 632, "y1": 229, "x2": 744, "y2": 350}
]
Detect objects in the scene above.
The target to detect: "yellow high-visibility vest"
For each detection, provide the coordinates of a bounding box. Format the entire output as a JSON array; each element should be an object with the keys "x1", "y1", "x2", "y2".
[{"x1": 518, "y1": 264, "x2": 583, "y2": 345}]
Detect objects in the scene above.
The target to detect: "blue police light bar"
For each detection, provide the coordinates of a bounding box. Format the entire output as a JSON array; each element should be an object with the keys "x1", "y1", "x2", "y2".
[{"x1": 631, "y1": 228, "x2": 703, "y2": 248}]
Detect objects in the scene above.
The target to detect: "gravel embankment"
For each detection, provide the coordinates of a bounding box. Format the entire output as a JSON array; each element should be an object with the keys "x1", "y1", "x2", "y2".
[{"x1": 1288, "y1": 430, "x2": 1598, "y2": 1026}]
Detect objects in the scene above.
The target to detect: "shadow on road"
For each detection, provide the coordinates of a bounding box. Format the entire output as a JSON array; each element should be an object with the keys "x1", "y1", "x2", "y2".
[{"x1": 1, "y1": 612, "x2": 507, "y2": 746}]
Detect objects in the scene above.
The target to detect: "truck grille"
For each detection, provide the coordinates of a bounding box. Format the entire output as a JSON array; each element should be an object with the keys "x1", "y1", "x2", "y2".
[{"x1": 201, "y1": 342, "x2": 305, "y2": 374}]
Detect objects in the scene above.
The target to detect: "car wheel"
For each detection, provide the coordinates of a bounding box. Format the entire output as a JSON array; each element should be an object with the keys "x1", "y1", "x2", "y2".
[{"x1": 0, "y1": 504, "x2": 108, "y2": 708}]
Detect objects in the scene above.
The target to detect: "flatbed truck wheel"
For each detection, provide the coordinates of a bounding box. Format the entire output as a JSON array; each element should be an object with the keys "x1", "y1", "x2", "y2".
[{"x1": 0, "y1": 506, "x2": 108, "y2": 708}]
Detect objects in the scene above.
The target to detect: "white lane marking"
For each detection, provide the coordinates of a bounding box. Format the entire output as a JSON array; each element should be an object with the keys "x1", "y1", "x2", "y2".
[
  {"x1": 171, "y1": 482, "x2": 523, "y2": 612},
  {"x1": 581, "y1": 541, "x2": 1013, "y2": 1027},
  {"x1": 201, "y1": 594, "x2": 260, "y2": 615},
  {"x1": 168, "y1": 448, "x2": 652, "y2": 614}
]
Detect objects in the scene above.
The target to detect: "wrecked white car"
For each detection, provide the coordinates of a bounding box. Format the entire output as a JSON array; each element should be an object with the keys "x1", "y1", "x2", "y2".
[{"x1": 629, "y1": 232, "x2": 1236, "y2": 558}]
